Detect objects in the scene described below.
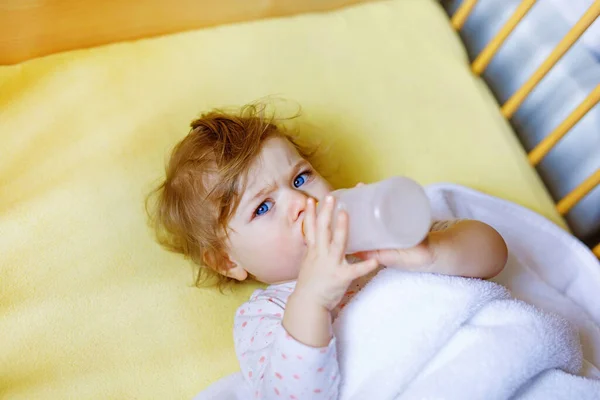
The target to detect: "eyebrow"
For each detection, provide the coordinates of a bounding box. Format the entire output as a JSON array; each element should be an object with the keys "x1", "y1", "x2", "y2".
[
  {"x1": 242, "y1": 159, "x2": 309, "y2": 212},
  {"x1": 247, "y1": 184, "x2": 277, "y2": 209}
]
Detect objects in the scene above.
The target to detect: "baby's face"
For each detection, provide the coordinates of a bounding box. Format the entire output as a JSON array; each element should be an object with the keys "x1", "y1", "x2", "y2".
[{"x1": 226, "y1": 137, "x2": 332, "y2": 284}]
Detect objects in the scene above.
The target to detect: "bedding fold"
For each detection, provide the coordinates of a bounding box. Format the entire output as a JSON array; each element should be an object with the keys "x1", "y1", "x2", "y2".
[{"x1": 333, "y1": 268, "x2": 599, "y2": 399}]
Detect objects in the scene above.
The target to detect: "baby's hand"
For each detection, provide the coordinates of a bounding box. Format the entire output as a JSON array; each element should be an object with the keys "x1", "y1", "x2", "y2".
[
  {"x1": 353, "y1": 221, "x2": 507, "y2": 279},
  {"x1": 295, "y1": 196, "x2": 379, "y2": 311},
  {"x1": 352, "y1": 241, "x2": 435, "y2": 272}
]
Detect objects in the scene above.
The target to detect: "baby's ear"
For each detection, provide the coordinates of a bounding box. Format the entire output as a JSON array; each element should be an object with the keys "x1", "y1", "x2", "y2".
[
  {"x1": 224, "y1": 263, "x2": 248, "y2": 281},
  {"x1": 202, "y1": 250, "x2": 248, "y2": 281}
]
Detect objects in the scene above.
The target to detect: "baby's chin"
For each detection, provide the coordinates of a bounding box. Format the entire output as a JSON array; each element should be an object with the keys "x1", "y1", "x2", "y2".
[{"x1": 266, "y1": 259, "x2": 304, "y2": 284}]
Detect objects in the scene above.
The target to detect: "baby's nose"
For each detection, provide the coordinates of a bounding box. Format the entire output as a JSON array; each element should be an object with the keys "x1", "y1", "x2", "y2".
[{"x1": 289, "y1": 194, "x2": 305, "y2": 221}]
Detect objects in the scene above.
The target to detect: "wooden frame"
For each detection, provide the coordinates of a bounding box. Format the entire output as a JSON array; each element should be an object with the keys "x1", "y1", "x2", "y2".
[{"x1": 0, "y1": 0, "x2": 376, "y2": 65}]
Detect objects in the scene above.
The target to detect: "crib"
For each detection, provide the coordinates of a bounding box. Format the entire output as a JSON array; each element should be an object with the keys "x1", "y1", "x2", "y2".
[
  {"x1": 0, "y1": 0, "x2": 599, "y2": 398},
  {"x1": 446, "y1": 0, "x2": 600, "y2": 257}
]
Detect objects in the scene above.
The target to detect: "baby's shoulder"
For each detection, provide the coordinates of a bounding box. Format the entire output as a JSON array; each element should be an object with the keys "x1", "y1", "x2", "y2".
[{"x1": 236, "y1": 282, "x2": 296, "y2": 314}]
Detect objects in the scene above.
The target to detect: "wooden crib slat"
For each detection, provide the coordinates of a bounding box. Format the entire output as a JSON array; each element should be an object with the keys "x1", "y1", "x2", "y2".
[
  {"x1": 451, "y1": 0, "x2": 479, "y2": 30},
  {"x1": 556, "y1": 169, "x2": 600, "y2": 215},
  {"x1": 501, "y1": 1, "x2": 600, "y2": 119},
  {"x1": 528, "y1": 84, "x2": 600, "y2": 166},
  {"x1": 471, "y1": 0, "x2": 538, "y2": 75},
  {"x1": 593, "y1": 243, "x2": 600, "y2": 258}
]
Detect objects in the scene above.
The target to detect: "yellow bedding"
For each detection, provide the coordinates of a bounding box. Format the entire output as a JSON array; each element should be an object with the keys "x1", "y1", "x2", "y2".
[{"x1": 0, "y1": 0, "x2": 563, "y2": 398}]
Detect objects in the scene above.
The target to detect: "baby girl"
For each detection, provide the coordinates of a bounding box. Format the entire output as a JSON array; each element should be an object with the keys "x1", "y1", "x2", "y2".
[{"x1": 149, "y1": 104, "x2": 508, "y2": 399}]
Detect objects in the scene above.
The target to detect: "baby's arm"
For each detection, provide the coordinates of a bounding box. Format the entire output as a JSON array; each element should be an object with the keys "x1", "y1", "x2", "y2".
[
  {"x1": 354, "y1": 220, "x2": 508, "y2": 279},
  {"x1": 233, "y1": 197, "x2": 379, "y2": 399},
  {"x1": 425, "y1": 220, "x2": 508, "y2": 278},
  {"x1": 234, "y1": 296, "x2": 340, "y2": 399}
]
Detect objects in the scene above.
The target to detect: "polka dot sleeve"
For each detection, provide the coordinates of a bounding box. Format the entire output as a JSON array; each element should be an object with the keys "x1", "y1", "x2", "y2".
[{"x1": 234, "y1": 293, "x2": 340, "y2": 399}]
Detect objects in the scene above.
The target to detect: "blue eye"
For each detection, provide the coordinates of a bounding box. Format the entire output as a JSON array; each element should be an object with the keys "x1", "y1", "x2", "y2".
[
  {"x1": 255, "y1": 200, "x2": 273, "y2": 216},
  {"x1": 294, "y1": 171, "x2": 310, "y2": 188}
]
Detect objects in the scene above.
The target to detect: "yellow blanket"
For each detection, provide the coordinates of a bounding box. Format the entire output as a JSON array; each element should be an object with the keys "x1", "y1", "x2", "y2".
[{"x1": 0, "y1": 0, "x2": 562, "y2": 398}]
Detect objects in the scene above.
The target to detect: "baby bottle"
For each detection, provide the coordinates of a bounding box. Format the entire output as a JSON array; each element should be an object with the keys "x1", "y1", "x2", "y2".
[{"x1": 318, "y1": 176, "x2": 431, "y2": 253}]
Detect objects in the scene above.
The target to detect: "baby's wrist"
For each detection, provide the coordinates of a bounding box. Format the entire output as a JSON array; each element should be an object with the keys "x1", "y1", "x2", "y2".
[
  {"x1": 284, "y1": 288, "x2": 333, "y2": 348},
  {"x1": 291, "y1": 285, "x2": 332, "y2": 313}
]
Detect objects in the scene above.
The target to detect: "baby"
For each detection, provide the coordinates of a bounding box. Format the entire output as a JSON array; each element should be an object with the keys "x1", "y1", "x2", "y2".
[{"x1": 149, "y1": 104, "x2": 508, "y2": 399}]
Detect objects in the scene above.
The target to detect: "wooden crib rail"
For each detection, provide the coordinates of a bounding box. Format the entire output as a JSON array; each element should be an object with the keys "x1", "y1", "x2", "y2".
[
  {"x1": 451, "y1": 0, "x2": 600, "y2": 258},
  {"x1": 556, "y1": 169, "x2": 600, "y2": 216},
  {"x1": 450, "y1": 0, "x2": 479, "y2": 29},
  {"x1": 0, "y1": 0, "x2": 378, "y2": 65},
  {"x1": 500, "y1": 1, "x2": 600, "y2": 119},
  {"x1": 471, "y1": 0, "x2": 537, "y2": 76},
  {"x1": 528, "y1": 84, "x2": 600, "y2": 166}
]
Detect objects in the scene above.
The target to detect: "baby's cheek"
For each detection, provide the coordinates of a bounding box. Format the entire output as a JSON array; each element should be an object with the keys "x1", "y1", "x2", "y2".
[
  {"x1": 261, "y1": 232, "x2": 305, "y2": 276},
  {"x1": 265, "y1": 233, "x2": 301, "y2": 260}
]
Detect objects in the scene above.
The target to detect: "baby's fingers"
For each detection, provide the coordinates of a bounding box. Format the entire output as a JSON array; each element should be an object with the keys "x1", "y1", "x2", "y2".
[
  {"x1": 316, "y1": 195, "x2": 335, "y2": 250},
  {"x1": 332, "y1": 210, "x2": 349, "y2": 258},
  {"x1": 303, "y1": 198, "x2": 317, "y2": 246},
  {"x1": 345, "y1": 258, "x2": 379, "y2": 281}
]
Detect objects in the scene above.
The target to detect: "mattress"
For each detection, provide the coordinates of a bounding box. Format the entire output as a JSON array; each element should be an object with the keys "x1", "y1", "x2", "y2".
[{"x1": 0, "y1": 0, "x2": 567, "y2": 397}]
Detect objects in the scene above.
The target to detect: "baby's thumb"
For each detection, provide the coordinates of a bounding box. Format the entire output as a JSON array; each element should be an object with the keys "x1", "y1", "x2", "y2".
[
  {"x1": 347, "y1": 258, "x2": 379, "y2": 280},
  {"x1": 350, "y1": 250, "x2": 379, "y2": 262}
]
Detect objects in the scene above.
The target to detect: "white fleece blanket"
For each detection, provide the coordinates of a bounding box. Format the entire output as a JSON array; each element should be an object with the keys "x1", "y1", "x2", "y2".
[
  {"x1": 196, "y1": 184, "x2": 600, "y2": 399},
  {"x1": 334, "y1": 267, "x2": 598, "y2": 399}
]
